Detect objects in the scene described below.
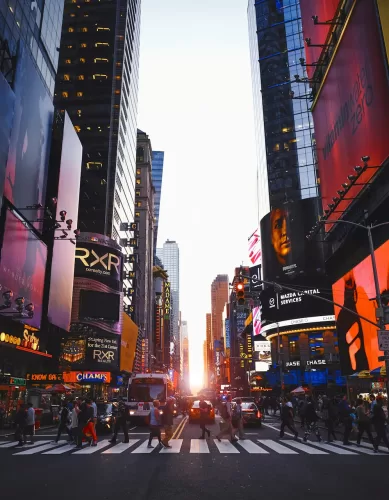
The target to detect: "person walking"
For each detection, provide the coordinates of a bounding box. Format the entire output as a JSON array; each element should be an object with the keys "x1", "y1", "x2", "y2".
[
  {"x1": 198, "y1": 395, "x2": 211, "y2": 439},
  {"x1": 109, "y1": 399, "x2": 129, "y2": 444},
  {"x1": 76, "y1": 399, "x2": 96, "y2": 449},
  {"x1": 280, "y1": 399, "x2": 299, "y2": 440},
  {"x1": 70, "y1": 401, "x2": 79, "y2": 445},
  {"x1": 338, "y1": 396, "x2": 353, "y2": 445},
  {"x1": 216, "y1": 396, "x2": 234, "y2": 442},
  {"x1": 298, "y1": 397, "x2": 307, "y2": 428},
  {"x1": 55, "y1": 403, "x2": 71, "y2": 443},
  {"x1": 161, "y1": 397, "x2": 175, "y2": 448},
  {"x1": 23, "y1": 403, "x2": 35, "y2": 444},
  {"x1": 355, "y1": 398, "x2": 377, "y2": 450},
  {"x1": 147, "y1": 400, "x2": 164, "y2": 449},
  {"x1": 303, "y1": 396, "x2": 321, "y2": 442},
  {"x1": 372, "y1": 397, "x2": 389, "y2": 452},
  {"x1": 231, "y1": 399, "x2": 245, "y2": 442},
  {"x1": 14, "y1": 404, "x2": 27, "y2": 447},
  {"x1": 323, "y1": 396, "x2": 338, "y2": 443}
]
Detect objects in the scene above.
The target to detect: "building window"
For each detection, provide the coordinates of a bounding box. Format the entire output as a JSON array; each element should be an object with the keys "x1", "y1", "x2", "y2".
[
  {"x1": 78, "y1": 75, "x2": 85, "y2": 80},
  {"x1": 62, "y1": 91, "x2": 69, "y2": 98},
  {"x1": 93, "y1": 74, "x2": 108, "y2": 79},
  {"x1": 136, "y1": 190, "x2": 140, "y2": 197},
  {"x1": 86, "y1": 162, "x2": 103, "y2": 170},
  {"x1": 136, "y1": 147, "x2": 144, "y2": 162},
  {"x1": 97, "y1": 27, "x2": 110, "y2": 31},
  {"x1": 136, "y1": 201, "x2": 142, "y2": 208},
  {"x1": 65, "y1": 59, "x2": 71, "y2": 64},
  {"x1": 136, "y1": 169, "x2": 141, "y2": 175},
  {"x1": 69, "y1": 27, "x2": 74, "y2": 33},
  {"x1": 80, "y1": 58, "x2": 86, "y2": 63},
  {"x1": 95, "y1": 43, "x2": 110, "y2": 47},
  {"x1": 81, "y1": 27, "x2": 88, "y2": 32},
  {"x1": 115, "y1": 76, "x2": 121, "y2": 80},
  {"x1": 64, "y1": 74, "x2": 70, "y2": 81},
  {"x1": 101, "y1": 179, "x2": 107, "y2": 185},
  {"x1": 70, "y1": 13, "x2": 76, "y2": 18},
  {"x1": 289, "y1": 335, "x2": 300, "y2": 360},
  {"x1": 74, "y1": 125, "x2": 81, "y2": 132},
  {"x1": 309, "y1": 333, "x2": 324, "y2": 359},
  {"x1": 81, "y1": 43, "x2": 87, "y2": 48},
  {"x1": 77, "y1": 91, "x2": 83, "y2": 97},
  {"x1": 135, "y1": 212, "x2": 140, "y2": 218},
  {"x1": 136, "y1": 179, "x2": 141, "y2": 185},
  {"x1": 115, "y1": 90, "x2": 120, "y2": 94},
  {"x1": 67, "y1": 45, "x2": 73, "y2": 49}
]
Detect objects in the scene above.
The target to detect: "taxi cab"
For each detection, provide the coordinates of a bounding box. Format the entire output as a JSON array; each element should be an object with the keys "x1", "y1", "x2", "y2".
[{"x1": 189, "y1": 400, "x2": 215, "y2": 423}]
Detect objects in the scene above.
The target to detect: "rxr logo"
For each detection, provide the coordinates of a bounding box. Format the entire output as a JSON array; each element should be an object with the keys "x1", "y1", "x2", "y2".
[
  {"x1": 93, "y1": 350, "x2": 115, "y2": 361},
  {"x1": 76, "y1": 248, "x2": 120, "y2": 273}
]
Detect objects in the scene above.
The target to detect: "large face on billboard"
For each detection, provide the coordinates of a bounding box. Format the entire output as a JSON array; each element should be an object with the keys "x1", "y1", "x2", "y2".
[
  {"x1": 0, "y1": 209, "x2": 47, "y2": 329},
  {"x1": 260, "y1": 198, "x2": 323, "y2": 280},
  {"x1": 48, "y1": 113, "x2": 82, "y2": 331},
  {"x1": 332, "y1": 241, "x2": 389, "y2": 375},
  {"x1": 312, "y1": 0, "x2": 389, "y2": 222},
  {"x1": 0, "y1": 72, "x2": 15, "y2": 200},
  {"x1": 4, "y1": 45, "x2": 53, "y2": 229}
]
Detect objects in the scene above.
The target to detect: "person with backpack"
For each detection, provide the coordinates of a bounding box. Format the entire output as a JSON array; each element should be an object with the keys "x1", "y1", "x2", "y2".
[
  {"x1": 355, "y1": 398, "x2": 376, "y2": 450},
  {"x1": 216, "y1": 395, "x2": 234, "y2": 442},
  {"x1": 372, "y1": 397, "x2": 389, "y2": 451},
  {"x1": 322, "y1": 396, "x2": 337, "y2": 443},
  {"x1": 231, "y1": 399, "x2": 245, "y2": 442},
  {"x1": 338, "y1": 396, "x2": 353, "y2": 445},
  {"x1": 161, "y1": 398, "x2": 175, "y2": 448},
  {"x1": 147, "y1": 400, "x2": 164, "y2": 449},
  {"x1": 55, "y1": 402, "x2": 72, "y2": 443},
  {"x1": 280, "y1": 399, "x2": 299, "y2": 440},
  {"x1": 109, "y1": 398, "x2": 129, "y2": 444}
]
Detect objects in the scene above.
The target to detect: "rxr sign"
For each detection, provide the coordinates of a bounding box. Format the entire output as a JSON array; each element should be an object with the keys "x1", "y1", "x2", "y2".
[
  {"x1": 75, "y1": 247, "x2": 120, "y2": 274},
  {"x1": 93, "y1": 350, "x2": 115, "y2": 362}
]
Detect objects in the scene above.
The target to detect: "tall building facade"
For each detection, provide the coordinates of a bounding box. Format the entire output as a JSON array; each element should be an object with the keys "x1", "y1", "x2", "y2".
[
  {"x1": 54, "y1": 0, "x2": 141, "y2": 254},
  {"x1": 157, "y1": 239, "x2": 180, "y2": 369},
  {"x1": 151, "y1": 151, "x2": 164, "y2": 256},
  {"x1": 182, "y1": 333, "x2": 189, "y2": 394},
  {"x1": 133, "y1": 130, "x2": 154, "y2": 357},
  {"x1": 248, "y1": 0, "x2": 318, "y2": 222},
  {"x1": 211, "y1": 275, "x2": 229, "y2": 343},
  {"x1": 205, "y1": 313, "x2": 212, "y2": 387}
]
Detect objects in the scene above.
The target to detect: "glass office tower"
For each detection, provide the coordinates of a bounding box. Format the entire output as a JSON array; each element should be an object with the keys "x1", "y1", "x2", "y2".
[
  {"x1": 248, "y1": 0, "x2": 318, "y2": 222},
  {"x1": 151, "y1": 150, "x2": 164, "y2": 256}
]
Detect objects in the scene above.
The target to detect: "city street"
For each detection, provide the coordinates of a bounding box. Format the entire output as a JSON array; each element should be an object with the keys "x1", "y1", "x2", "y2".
[{"x1": 0, "y1": 415, "x2": 388, "y2": 500}]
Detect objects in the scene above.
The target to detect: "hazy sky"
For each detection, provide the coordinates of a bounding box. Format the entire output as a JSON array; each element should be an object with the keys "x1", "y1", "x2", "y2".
[{"x1": 137, "y1": 0, "x2": 257, "y2": 391}]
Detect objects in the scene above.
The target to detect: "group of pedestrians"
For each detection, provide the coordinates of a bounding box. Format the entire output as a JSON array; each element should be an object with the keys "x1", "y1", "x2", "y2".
[
  {"x1": 147, "y1": 397, "x2": 175, "y2": 449},
  {"x1": 216, "y1": 396, "x2": 246, "y2": 443},
  {"x1": 55, "y1": 398, "x2": 98, "y2": 448},
  {"x1": 14, "y1": 402, "x2": 35, "y2": 446}
]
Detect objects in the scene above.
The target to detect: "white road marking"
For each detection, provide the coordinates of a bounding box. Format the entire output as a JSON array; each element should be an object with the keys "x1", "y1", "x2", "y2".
[
  {"x1": 190, "y1": 439, "x2": 210, "y2": 454},
  {"x1": 159, "y1": 439, "x2": 183, "y2": 454},
  {"x1": 236, "y1": 440, "x2": 269, "y2": 454},
  {"x1": 355, "y1": 441, "x2": 389, "y2": 454},
  {"x1": 332, "y1": 441, "x2": 387, "y2": 455},
  {"x1": 44, "y1": 444, "x2": 80, "y2": 455},
  {"x1": 102, "y1": 440, "x2": 140, "y2": 454},
  {"x1": 132, "y1": 440, "x2": 158, "y2": 453},
  {"x1": 14, "y1": 440, "x2": 67, "y2": 455},
  {"x1": 280, "y1": 439, "x2": 328, "y2": 455},
  {"x1": 257, "y1": 439, "x2": 298, "y2": 454},
  {"x1": 0, "y1": 440, "x2": 51, "y2": 449},
  {"x1": 302, "y1": 440, "x2": 357, "y2": 455},
  {"x1": 214, "y1": 439, "x2": 240, "y2": 454},
  {"x1": 72, "y1": 440, "x2": 111, "y2": 454}
]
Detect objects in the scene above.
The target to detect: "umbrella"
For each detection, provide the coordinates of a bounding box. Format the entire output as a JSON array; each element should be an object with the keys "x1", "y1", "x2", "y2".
[
  {"x1": 291, "y1": 386, "x2": 307, "y2": 395},
  {"x1": 357, "y1": 370, "x2": 373, "y2": 379},
  {"x1": 45, "y1": 384, "x2": 74, "y2": 393},
  {"x1": 370, "y1": 366, "x2": 387, "y2": 377}
]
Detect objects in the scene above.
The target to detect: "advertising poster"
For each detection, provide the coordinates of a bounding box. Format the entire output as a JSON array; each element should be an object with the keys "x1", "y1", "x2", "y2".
[
  {"x1": 332, "y1": 240, "x2": 389, "y2": 375},
  {"x1": 260, "y1": 198, "x2": 324, "y2": 280},
  {"x1": 253, "y1": 305, "x2": 262, "y2": 336},
  {"x1": 248, "y1": 228, "x2": 262, "y2": 266},
  {"x1": 48, "y1": 112, "x2": 82, "y2": 331},
  {"x1": 0, "y1": 209, "x2": 47, "y2": 329},
  {"x1": 0, "y1": 72, "x2": 15, "y2": 200},
  {"x1": 60, "y1": 333, "x2": 119, "y2": 371},
  {"x1": 4, "y1": 45, "x2": 54, "y2": 230},
  {"x1": 120, "y1": 312, "x2": 138, "y2": 372},
  {"x1": 254, "y1": 340, "x2": 271, "y2": 372},
  {"x1": 312, "y1": 0, "x2": 389, "y2": 224}
]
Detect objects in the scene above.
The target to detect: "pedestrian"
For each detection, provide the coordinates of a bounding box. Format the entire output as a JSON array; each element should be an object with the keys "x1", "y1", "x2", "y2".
[
  {"x1": 355, "y1": 398, "x2": 377, "y2": 450},
  {"x1": 198, "y1": 395, "x2": 211, "y2": 439},
  {"x1": 372, "y1": 397, "x2": 389, "y2": 452},
  {"x1": 109, "y1": 398, "x2": 129, "y2": 444},
  {"x1": 338, "y1": 396, "x2": 353, "y2": 445},
  {"x1": 76, "y1": 399, "x2": 96, "y2": 449},
  {"x1": 298, "y1": 397, "x2": 307, "y2": 428},
  {"x1": 323, "y1": 396, "x2": 338, "y2": 443},
  {"x1": 280, "y1": 399, "x2": 299, "y2": 440},
  {"x1": 14, "y1": 404, "x2": 27, "y2": 447},
  {"x1": 70, "y1": 401, "x2": 79, "y2": 444},
  {"x1": 23, "y1": 403, "x2": 35, "y2": 444},
  {"x1": 161, "y1": 397, "x2": 175, "y2": 448},
  {"x1": 147, "y1": 400, "x2": 164, "y2": 449},
  {"x1": 216, "y1": 396, "x2": 234, "y2": 442},
  {"x1": 303, "y1": 396, "x2": 321, "y2": 442},
  {"x1": 231, "y1": 398, "x2": 245, "y2": 442},
  {"x1": 55, "y1": 402, "x2": 71, "y2": 443}
]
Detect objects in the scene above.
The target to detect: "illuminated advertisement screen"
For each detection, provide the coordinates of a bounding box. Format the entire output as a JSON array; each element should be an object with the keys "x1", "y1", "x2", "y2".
[
  {"x1": 248, "y1": 228, "x2": 262, "y2": 266},
  {"x1": 254, "y1": 340, "x2": 271, "y2": 372},
  {"x1": 60, "y1": 333, "x2": 119, "y2": 371},
  {"x1": 0, "y1": 208, "x2": 47, "y2": 329},
  {"x1": 332, "y1": 240, "x2": 389, "y2": 375},
  {"x1": 253, "y1": 306, "x2": 262, "y2": 336},
  {"x1": 0, "y1": 72, "x2": 15, "y2": 200},
  {"x1": 312, "y1": 0, "x2": 389, "y2": 226},
  {"x1": 48, "y1": 112, "x2": 82, "y2": 331},
  {"x1": 260, "y1": 198, "x2": 324, "y2": 281}
]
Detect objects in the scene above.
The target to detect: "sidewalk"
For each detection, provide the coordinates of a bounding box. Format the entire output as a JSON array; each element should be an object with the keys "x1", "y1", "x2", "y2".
[{"x1": 0, "y1": 424, "x2": 57, "y2": 439}]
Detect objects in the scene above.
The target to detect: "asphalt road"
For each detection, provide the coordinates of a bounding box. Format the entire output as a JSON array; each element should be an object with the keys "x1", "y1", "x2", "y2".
[{"x1": 0, "y1": 415, "x2": 388, "y2": 500}]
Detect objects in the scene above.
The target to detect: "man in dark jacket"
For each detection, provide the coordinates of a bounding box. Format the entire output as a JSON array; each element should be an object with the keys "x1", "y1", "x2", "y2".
[
  {"x1": 338, "y1": 396, "x2": 353, "y2": 445},
  {"x1": 15, "y1": 405, "x2": 27, "y2": 447},
  {"x1": 55, "y1": 403, "x2": 71, "y2": 443},
  {"x1": 162, "y1": 398, "x2": 175, "y2": 448},
  {"x1": 109, "y1": 399, "x2": 129, "y2": 444},
  {"x1": 372, "y1": 397, "x2": 389, "y2": 451},
  {"x1": 76, "y1": 399, "x2": 94, "y2": 449},
  {"x1": 303, "y1": 397, "x2": 322, "y2": 442},
  {"x1": 199, "y1": 395, "x2": 211, "y2": 439},
  {"x1": 280, "y1": 399, "x2": 299, "y2": 440}
]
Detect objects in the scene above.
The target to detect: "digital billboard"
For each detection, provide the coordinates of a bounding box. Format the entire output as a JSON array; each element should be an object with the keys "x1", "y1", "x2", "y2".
[
  {"x1": 254, "y1": 340, "x2": 271, "y2": 372},
  {"x1": 260, "y1": 277, "x2": 335, "y2": 337},
  {"x1": 0, "y1": 72, "x2": 15, "y2": 201},
  {"x1": 332, "y1": 240, "x2": 389, "y2": 375},
  {"x1": 260, "y1": 198, "x2": 324, "y2": 280},
  {"x1": 60, "y1": 333, "x2": 120, "y2": 371},
  {"x1": 312, "y1": 0, "x2": 389, "y2": 224},
  {"x1": 300, "y1": 0, "x2": 340, "y2": 79},
  {"x1": 248, "y1": 228, "x2": 261, "y2": 266},
  {"x1": 0, "y1": 208, "x2": 47, "y2": 329},
  {"x1": 4, "y1": 45, "x2": 54, "y2": 230},
  {"x1": 253, "y1": 306, "x2": 262, "y2": 337},
  {"x1": 47, "y1": 112, "x2": 82, "y2": 331}
]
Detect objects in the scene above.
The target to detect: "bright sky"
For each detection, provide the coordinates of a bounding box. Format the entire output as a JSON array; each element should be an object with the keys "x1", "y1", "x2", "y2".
[{"x1": 137, "y1": 0, "x2": 257, "y2": 393}]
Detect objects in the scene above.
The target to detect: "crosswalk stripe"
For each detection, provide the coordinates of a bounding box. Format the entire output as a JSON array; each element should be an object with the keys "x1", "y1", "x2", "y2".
[
  {"x1": 43, "y1": 443, "x2": 79, "y2": 455},
  {"x1": 13, "y1": 441, "x2": 67, "y2": 455},
  {"x1": 190, "y1": 439, "x2": 210, "y2": 454},
  {"x1": 301, "y1": 440, "x2": 357, "y2": 455},
  {"x1": 0, "y1": 440, "x2": 51, "y2": 449},
  {"x1": 214, "y1": 439, "x2": 240, "y2": 454},
  {"x1": 0, "y1": 441, "x2": 12, "y2": 447},
  {"x1": 102, "y1": 440, "x2": 140, "y2": 454},
  {"x1": 280, "y1": 440, "x2": 328, "y2": 455},
  {"x1": 257, "y1": 439, "x2": 298, "y2": 454},
  {"x1": 72, "y1": 440, "x2": 111, "y2": 454},
  {"x1": 131, "y1": 440, "x2": 156, "y2": 454},
  {"x1": 236, "y1": 440, "x2": 269, "y2": 454},
  {"x1": 355, "y1": 441, "x2": 389, "y2": 454},
  {"x1": 332, "y1": 441, "x2": 386, "y2": 455},
  {"x1": 159, "y1": 439, "x2": 183, "y2": 454}
]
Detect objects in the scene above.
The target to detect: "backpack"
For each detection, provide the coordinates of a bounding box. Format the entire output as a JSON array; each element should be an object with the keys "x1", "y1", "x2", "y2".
[{"x1": 220, "y1": 404, "x2": 230, "y2": 420}]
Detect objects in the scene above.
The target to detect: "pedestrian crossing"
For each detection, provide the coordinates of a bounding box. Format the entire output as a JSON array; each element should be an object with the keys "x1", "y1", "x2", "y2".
[{"x1": 0, "y1": 438, "x2": 388, "y2": 457}]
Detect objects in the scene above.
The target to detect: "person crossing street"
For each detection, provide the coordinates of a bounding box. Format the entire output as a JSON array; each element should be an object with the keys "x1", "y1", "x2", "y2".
[
  {"x1": 109, "y1": 399, "x2": 129, "y2": 444},
  {"x1": 198, "y1": 395, "x2": 211, "y2": 439},
  {"x1": 280, "y1": 398, "x2": 299, "y2": 440}
]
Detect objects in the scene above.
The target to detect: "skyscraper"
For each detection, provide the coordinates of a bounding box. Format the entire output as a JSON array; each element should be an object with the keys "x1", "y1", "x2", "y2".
[
  {"x1": 54, "y1": 0, "x2": 141, "y2": 251},
  {"x1": 151, "y1": 151, "x2": 164, "y2": 257},
  {"x1": 211, "y1": 275, "x2": 229, "y2": 343},
  {"x1": 205, "y1": 313, "x2": 212, "y2": 387},
  {"x1": 157, "y1": 240, "x2": 180, "y2": 369},
  {"x1": 182, "y1": 329, "x2": 189, "y2": 394},
  {"x1": 248, "y1": 0, "x2": 318, "y2": 222}
]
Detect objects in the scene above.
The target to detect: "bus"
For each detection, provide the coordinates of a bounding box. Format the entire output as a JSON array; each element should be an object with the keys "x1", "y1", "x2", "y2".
[{"x1": 126, "y1": 372, "x2": 174, "y2": 423}]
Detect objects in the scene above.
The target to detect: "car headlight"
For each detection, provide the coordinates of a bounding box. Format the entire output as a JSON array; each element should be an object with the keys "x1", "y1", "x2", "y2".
[
  {"x1": 105, "y1": 417, "x2": 110, "y2": 422},
  {"x1": 159, "y1": 410, "x2": 164, "y2": 415},
  {"x1": 129, "y1": 411, "x2": 135, "y2": 415}
]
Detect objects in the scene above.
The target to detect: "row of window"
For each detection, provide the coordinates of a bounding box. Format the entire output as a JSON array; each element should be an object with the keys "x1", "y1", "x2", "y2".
[
  {"x1": 64, "y1": 57, "x2": 110, "y2": 64},
  {"x1": 68, "y1": 26, "x2": 110, "y2": 33}
]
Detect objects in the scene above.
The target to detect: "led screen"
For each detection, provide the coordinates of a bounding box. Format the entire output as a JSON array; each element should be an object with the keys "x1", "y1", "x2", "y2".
[{"x1": 79, "y1": 290, "x2": 120, "y2": 322}]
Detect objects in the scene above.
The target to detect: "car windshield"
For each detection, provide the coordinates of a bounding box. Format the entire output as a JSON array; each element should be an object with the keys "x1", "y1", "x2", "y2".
[
  {"x1": 97, "y1": 403, "x2": 112, "y2": 415},
  {"x1": 192, "y1": 401, "x2": 212, "y2": 408},
  {"x1": 128, "y1": 382, "x2": 166, "y2": 402},
  {"x1": 242, "y1": 403, "x2": 257, "y2": 410}
]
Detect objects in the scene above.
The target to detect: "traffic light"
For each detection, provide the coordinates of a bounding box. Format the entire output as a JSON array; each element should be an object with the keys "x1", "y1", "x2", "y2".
[{"x1": 236, "y1": 280, "x2": 245, "y2": 305}]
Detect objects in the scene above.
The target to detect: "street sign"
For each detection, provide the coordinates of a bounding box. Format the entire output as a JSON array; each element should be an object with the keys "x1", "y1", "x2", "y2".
[{"x1": 378, "y1": 330, "x2": 389, "y2": 351}]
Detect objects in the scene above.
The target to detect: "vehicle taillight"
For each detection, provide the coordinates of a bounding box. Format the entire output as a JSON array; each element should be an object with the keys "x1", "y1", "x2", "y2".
[
  {"x1": 257, "y1": 411, "x2": 261, "y2": 418},
  {"x1": 190, "y1": 408, "x2": 194, "y2": 412}
]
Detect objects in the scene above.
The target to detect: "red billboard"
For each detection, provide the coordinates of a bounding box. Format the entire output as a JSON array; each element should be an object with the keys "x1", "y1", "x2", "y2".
[
  {"x1": 313, "y1": 0, "x2": 389, "y2": 223},
  {"x1": 332, "y1": 240, "x2": 389, "y2": 375},
  {"x1": 300, "y1": 0, "x2": 340, "y2": 79}
]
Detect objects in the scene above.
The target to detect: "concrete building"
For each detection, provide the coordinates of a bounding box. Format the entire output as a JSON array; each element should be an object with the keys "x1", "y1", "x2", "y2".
[
  {"x1": 182, "y1": 334, "x2": 190, "y2": 394},
  {"x1": 151, "y1": 151, "x2": 164, "y2": 257},
  {"x1": 205, "y1": 313, "x2": 212, "y2": 387},
  {"x1": 211, "y1": 275, "x2": 229, "y2": 343}
]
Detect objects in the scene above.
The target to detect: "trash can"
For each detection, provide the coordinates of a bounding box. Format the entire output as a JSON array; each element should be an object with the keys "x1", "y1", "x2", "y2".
[{"x1": 34, "y1": 408, "x2": 43, "y2": 430}]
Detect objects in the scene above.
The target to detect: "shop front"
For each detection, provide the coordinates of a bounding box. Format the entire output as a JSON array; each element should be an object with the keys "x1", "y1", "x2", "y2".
[{"x1": 63, "y1": 371, "x2": 121, "y2": 400}]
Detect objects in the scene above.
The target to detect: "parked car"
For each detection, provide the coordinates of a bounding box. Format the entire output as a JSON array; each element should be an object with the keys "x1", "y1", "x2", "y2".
[{"x1": 240, "y1": 402, "x2": 262, "y2": 427}]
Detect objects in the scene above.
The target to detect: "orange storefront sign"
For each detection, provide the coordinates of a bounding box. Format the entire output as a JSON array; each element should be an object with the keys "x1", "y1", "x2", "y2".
[{"x1": 63, "y1": 371, "x2": 111, "y2": 384}]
